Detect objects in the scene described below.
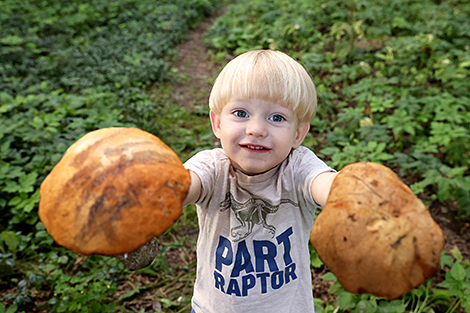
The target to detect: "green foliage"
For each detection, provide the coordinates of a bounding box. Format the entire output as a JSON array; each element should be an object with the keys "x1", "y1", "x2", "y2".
[
  {"x1": 48, "y1": 268, "x2": 118, "y2": 312},
  {"x1": 0, "y1": 0, "x2": 216, "y2": 94},
  {"x1": 205, "y1": 0, "x2": 470, "y2": 216},
  {"x1": 0, "y1": 0, "x2": 217, "y2": 311},
  {"x1": 146, "y1": 86, "x2": 214, "y2": 160}
]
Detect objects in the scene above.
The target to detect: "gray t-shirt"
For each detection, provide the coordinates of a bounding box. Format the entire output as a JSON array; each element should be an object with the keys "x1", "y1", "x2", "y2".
[{"x1": 184, "y1": 146, "x2": 333, "y2": 313}]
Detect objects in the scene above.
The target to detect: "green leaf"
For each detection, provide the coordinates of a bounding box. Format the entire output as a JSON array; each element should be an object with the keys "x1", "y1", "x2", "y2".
[
  {"x1": 0, "y1": 103, "x2": 13, "y2": 115},
  {"x1": 0, "y1": 92, "x2": 14, "y2": 104},
  {"x1": 461, "y1": 297, "x2": 470, "y2": 313},
  {"x1": 39, "y1": 263, "x2": 57, "y2": 274},
  {"x1": 118, "y1": 286, "x2": 142, "y2": 301},
  {"x1": 57, "y1": 255, "x2": 69, "y2": 264},
  {"x1": 355, "y1": 299, "x2": 377, "y2": 313},
  {"x1": 321, "y1": 272, "x2": 337, "y2": 282},
  {"x1": 23, "y1": 189, "x2": 40, "y2": 213},
  {"x1": 159, "y1": 298, "x2": 179, "y2": 308},
  {"x1": 450, "y1": 262, "x2": 466, "y2": 281},
  {"x1": 6, "y1": 304, "x2": 17, "y2": 313},
  {"x1": 0, "y1": 35, "x2": 24, "y2": 45},
  {"x1": 377, "y1": 300, "x2": 406, "y2": 313},
  {"x1": 3, "y1": 181, "x2": 21, "y2": 193},
  {"x1": 1, "y1": 231, "x2": 19, "y2": 253},
  {"x1": 310, "y1": 251, "x2": 324, "y2": 268},
  {"x1": 19, "y1": 172, "x2": 38, "y2": 191},
  {"x1": 440, "y1": 250, "x2": 453, "y2": 268},
  {"x1": 6, "y1": 259, "x2": 16, "y2": 267},
  {"x1": 459, "y1": 61, "x2": 470, "y2": 68},
  {"x1": 338, "y1": 291, "x2": 355, "y2": 310},
  {"x1": 450, "y1": 247, "x2": 463, "y2": 263}
]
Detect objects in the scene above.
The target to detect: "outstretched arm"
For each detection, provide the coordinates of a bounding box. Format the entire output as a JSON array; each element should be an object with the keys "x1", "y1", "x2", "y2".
[
  {"x1": 311, "y1": 171, "x2": 338, "y2": 207},
  {"x1": 182, "y1": 170, "x2": 202, "y2": 206}
]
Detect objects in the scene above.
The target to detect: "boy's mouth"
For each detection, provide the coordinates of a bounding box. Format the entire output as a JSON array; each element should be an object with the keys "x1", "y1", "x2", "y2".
[{"x1": 241, "y1": 144, "x2": 270, "y2": 151}]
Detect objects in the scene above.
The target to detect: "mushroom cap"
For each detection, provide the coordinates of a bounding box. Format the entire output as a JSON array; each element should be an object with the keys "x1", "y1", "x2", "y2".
[
  {"x1": 39, "y1": 127, "x2": 190, "y2": 256},
  {"x1": 310, "y1": 162, "x2": 444, "y2": 300}
]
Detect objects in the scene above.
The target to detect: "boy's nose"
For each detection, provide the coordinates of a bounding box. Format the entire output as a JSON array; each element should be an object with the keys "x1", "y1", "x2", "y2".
[{"x1": 246, "y1": 118, "x2": 268, "y2": 137}]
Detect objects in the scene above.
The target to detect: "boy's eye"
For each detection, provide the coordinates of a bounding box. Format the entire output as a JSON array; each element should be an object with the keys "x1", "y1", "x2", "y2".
[
  {"x1": 269, "y1": 114, "x2": 285, "y2": 122},
  {"x1": 233, "y1": 110, "x2": 249, "y2": 118}
]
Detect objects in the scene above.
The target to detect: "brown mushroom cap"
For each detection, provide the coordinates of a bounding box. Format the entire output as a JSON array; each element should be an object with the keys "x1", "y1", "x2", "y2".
[
  {"x1": 310, "y1": 162, "x2": 444, "y2": 300},
  {"x1": 39, "y1": 127, "x2": 190, "y2": 256}
]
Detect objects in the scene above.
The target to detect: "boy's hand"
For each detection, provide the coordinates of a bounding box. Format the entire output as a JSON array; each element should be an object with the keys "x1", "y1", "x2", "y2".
[
  {"x1": 310, "y1": 162, "x2": 444, "y2": 300},
  {"x1": 38, "y1": 127, "x2": 190, "y2": 256}
]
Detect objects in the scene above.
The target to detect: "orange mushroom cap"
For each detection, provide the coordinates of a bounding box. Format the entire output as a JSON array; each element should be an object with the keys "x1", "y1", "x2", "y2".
[
  {"x1": 39, "y1": 127, "x2": 190, "y2": 255},
  {"x1": 311, "y1": 162, "x2": 444, "y2": 300}
]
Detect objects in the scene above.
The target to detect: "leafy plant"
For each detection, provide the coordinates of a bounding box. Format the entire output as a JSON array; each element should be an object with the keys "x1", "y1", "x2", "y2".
[{"x1": 0, "y1": 0, "x2": 216, "y2": 95}]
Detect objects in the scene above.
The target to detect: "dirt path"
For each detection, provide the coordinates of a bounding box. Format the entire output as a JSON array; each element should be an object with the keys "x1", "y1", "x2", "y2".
[{"x1": 172, "y1": 8, "x2": 226, "y2": 109}]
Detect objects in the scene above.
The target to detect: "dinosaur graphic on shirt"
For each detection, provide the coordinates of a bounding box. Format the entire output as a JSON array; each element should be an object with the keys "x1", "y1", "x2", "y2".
[{"x1": 219, "y1": 192, "x2": 299, "y2": 242}]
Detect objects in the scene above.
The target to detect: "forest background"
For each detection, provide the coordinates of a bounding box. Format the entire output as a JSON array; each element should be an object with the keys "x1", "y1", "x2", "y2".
[{"x1": 0, "y1": 0, "x2": 469, "y2": 312}]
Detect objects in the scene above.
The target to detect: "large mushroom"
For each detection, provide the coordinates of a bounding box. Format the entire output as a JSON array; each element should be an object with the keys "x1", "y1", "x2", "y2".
[
  {"x1": 310, "y1": 162, "x2": 444, "y2": 300},
  {"x1": 39, "y1": 127, "x2": 190, "y2": 256}
]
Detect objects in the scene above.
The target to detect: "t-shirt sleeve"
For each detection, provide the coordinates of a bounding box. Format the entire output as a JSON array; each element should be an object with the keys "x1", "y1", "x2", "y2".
[
  {"x1": 292, "y1": 146, "x2": 335, "y2": 208},
  {"x1": 183, "y1": 149, "x2": 223, "y2": 205}
]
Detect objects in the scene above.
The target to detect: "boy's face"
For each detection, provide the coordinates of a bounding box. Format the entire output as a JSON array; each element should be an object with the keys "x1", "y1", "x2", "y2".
[{"x1": 210, "y1": 98, "x2": 310, "y2": 176}]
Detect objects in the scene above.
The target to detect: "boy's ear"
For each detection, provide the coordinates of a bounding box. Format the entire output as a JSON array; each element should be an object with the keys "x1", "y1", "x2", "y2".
[
  {"x1": 210, "y1": 110, "x2": 222, "y2": 139},
  {"x1": 293, "y1": 122, "x2": 310, "y2": 149}
]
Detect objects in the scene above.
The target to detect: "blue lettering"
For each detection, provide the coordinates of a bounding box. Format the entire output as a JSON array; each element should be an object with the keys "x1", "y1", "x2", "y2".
[
  {"x1": 253, "y1": 240, "x2": 279, "y2": 272},
  {"x1": 213, "y1": 231, "x2": 298, "y2": 297},
  {"x1": 227, "y1": 279, "x2": 241, "y2": 296},
  {"x1": 256, "y1": 272, "x2": 270, "y2": 294},
  {"x1": 231, "y1": 240, "x2": 254, "y2": 277},
  {"x1": 285, "y1": 263, "x2": 297, "y2": 284},
  {"x1": 276, "y1": 227, "x2": 293, "y2": 266},
  {"x1": 215, "y1": 236, "x2": 233, "y2": 272},
  {"x1": 271, "y1": 271, "x2": 284, "y2": 290},
  {"x1": 214, "y1": 271, "x2": 225, "y2": 293},
  {"x1": 242, "y1": 274, "x2": 256, "y2": 296}
]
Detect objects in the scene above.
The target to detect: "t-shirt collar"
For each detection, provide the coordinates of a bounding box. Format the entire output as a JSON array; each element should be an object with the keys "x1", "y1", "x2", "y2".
[{"x1": 231, "y1": 163, "x2": 282, "y2": 184}]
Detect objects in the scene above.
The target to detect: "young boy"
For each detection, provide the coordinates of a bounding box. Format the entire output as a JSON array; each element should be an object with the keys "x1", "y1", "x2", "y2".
[{"x1": 181, "y1": 49, "x2": 337, "y2": 312}]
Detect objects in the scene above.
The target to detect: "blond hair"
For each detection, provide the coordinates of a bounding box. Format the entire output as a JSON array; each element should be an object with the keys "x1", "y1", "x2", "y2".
[{"x1": 209, "y1": 50, "x2": 317, "y2": 124}]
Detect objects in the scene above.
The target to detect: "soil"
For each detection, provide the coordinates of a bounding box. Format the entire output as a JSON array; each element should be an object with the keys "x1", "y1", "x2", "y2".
[{"x1": 172, "y1": 7, "x2": 227, "y2": 110}]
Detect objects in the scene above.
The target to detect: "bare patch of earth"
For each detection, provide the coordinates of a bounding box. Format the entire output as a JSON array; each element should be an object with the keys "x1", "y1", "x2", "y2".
[{"x1": 172, "y1": 7, "x2": 226, "y2": 109}]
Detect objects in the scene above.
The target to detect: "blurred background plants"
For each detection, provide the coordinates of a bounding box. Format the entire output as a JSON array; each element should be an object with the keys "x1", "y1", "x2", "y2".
[{"x1": 1, "y1": 0, "x2": 469, "y2": 311}]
